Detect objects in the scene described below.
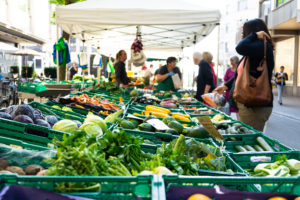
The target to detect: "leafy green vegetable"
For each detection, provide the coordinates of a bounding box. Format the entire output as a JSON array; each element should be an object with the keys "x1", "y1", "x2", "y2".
[{"x1": 52, "y1": 119, "x2": 78, "y2": 134}]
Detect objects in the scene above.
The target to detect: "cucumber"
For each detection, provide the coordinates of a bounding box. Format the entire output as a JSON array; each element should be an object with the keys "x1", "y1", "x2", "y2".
[
  {"x1": 257, "y1": 137, "x2": 274, "y2": 152},
  {"x1": 243, "y1": 145, "x2": 256, "y2": 152},
  {"x1": 235, "y1": 145, "x2": 248, "y2": 152},
  {"x1": 254, "y1": 145, "x2": 264, "y2": 152}
]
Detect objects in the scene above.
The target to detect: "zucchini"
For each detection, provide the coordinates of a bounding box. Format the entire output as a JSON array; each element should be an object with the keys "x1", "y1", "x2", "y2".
[
  {"x1": 243, "y1": 145, "x2": 256, "y2": 152},
  {"x1": 257, "y1": 137, "x2": 274, "y2": 152},
  {"x1": 235, "y1": 145, "x2": 248, "y2": 152},
  {"x1": 254, "y1": 145, "x2": 264, "y2": 152}
]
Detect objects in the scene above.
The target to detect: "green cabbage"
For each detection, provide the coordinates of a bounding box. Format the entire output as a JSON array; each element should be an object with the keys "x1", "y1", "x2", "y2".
[
  {"x1": 53, "y1": 119, "x2": 78, "y2": 134},
  {"x1": 84, "y1": 112, "x2": 107, "y2": 132},
  {"x1": 79, "y1": 122, "x2": 103, "y2": 137}
]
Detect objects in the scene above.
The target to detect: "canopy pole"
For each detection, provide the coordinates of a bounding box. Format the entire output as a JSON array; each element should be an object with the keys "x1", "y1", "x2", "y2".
[
  {"x1": 216, "y1": 23, "x2": 220, "y2": 86},
  {"x1": 56, "y1": 24, "x2": 60, "y2": 83},
  {"x1": 82, "y1": 39, "x2": 85, "y2": 91}
]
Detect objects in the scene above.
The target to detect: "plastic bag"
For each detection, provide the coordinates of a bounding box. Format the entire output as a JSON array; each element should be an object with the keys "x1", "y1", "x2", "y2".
[
  {"x1": 202, "y1": 93, "x2": 226, "y2": 108},
  {"x1": 0, "y1": 144, "x2": 56, "y2": 169}
]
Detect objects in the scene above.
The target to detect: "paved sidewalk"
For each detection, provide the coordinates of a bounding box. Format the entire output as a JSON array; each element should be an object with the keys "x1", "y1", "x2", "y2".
[{"x1": 264, "y1": 95, "x2": 300, "y2": 150}]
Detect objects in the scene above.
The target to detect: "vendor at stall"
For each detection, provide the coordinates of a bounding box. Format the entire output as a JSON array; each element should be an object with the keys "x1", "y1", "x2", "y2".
[
  {"x1": 114, "y1": 50, "x2": 130, "y2": 87},
  {"x1": 156, "y1": 57, "x2": 182, "y2": 91}
]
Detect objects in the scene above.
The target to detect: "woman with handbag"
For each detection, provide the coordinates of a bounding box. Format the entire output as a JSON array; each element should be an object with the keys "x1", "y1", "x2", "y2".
[{"x1": 214, "y1": 19, "x2": 274, "y2": 131}]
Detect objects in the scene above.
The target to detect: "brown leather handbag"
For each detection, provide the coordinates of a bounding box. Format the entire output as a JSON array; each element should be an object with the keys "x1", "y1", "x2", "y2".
[{"x1": 233, "y1": 38, "x2": 271, "y2": 106}]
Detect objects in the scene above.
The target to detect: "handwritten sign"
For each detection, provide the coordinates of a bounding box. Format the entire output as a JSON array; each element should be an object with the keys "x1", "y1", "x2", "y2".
[{"x1": 197, "y1": 116, "x2": 224, "y2": 141}]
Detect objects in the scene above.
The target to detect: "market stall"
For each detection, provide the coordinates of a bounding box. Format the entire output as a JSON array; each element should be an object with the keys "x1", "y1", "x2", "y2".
[{"x1": 0, "y1": 1, "x2": 298, "y2": 199}]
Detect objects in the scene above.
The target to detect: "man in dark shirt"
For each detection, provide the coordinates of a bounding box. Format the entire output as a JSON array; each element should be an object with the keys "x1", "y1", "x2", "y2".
[
  {"x1": 193, "y1": 52, "x2": 215, "y2": 101},
  {"x1": 114, "y1": 50, "x2": 130, "y2": 86}
]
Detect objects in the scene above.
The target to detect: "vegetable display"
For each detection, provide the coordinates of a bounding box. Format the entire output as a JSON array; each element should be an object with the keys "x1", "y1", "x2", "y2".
[
  {"x1": 235, "y1": 137, "x2": 275, "y2": 153},
  {"x1": 250, "y1": 155, "x2": 300, "y2": 177}
]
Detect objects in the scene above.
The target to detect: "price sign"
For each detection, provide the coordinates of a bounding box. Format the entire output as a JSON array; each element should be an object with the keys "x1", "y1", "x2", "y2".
[{"x1": 197, "y1": 116, "x2": 224, "y2": 141}]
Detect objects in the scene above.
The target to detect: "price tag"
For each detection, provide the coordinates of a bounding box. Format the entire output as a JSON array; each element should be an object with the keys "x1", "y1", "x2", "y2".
[
  {"x1": 146, "y1": 119, "x2": 170, "y2": 131},
  {"x1": 250, "y1": 156, "x2": 271, "y2": 162},
  {"x1": 197, "y1": 116, "x2": 224, "y2": 141},
  {"x1": 126, "y1": 114, "x2": 144, "y2": 122}
]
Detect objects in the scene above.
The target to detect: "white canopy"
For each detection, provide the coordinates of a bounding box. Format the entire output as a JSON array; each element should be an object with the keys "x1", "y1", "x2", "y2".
[{"x1": 56, "y1": 0, "x2": 220, "y2": 52}]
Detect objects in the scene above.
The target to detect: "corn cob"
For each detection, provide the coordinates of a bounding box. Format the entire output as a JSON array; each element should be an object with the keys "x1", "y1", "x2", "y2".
[
  {"x1": 172, "y1": 113, "x2": 190, "y2": 119},
  {"x1": 145, "y1": 105, "x2": 170, "y2": 114},
  {"x1": 143, "y1": 111, "x2": 169, "y2": 118}
]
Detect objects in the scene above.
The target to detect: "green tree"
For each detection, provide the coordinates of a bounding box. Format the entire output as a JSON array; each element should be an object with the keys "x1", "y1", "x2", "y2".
[{"x1": 49, "y1": 0, "x2": 85, "y2": 81}]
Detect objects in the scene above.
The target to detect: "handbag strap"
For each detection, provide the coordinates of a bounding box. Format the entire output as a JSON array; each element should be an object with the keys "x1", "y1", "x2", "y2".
[{"x1": 263, "y1": 37, "x2": 267, "y2": 60}]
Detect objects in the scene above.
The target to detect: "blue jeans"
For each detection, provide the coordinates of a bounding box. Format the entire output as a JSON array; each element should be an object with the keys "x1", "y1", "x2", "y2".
[{"x1": 277, "y1": 84, "x2": 284, "y2": 103}]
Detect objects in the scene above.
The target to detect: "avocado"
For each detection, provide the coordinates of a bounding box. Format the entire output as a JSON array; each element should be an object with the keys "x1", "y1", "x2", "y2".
[
  {"x1": 162, "y1": 116, "x2": 176, "y2": 125},
  {"x1": 182, "y1": 127, "x2": 192, "y2": 136},
  {"x1": 187, "y1": 126, "x2": 210, "y2": 139},
  {"x1": 120, "y1": 120, "x2": 135, "y2": 129},
  {"x1": 138, "y1": 123, "x2": 154, "y2": 132},
  {"x1": 128, "y1": 119, "x2": 140, "y2": 128},
  {"x1": 167, "y1": 121, "x2": 184, "y2": 133},
  {"x1": 165, "y1": 128, "x2": 179, "y2": 135}
]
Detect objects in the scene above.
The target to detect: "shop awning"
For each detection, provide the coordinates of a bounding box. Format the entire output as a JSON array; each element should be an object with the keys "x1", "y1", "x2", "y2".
[
  {"x1": 56, "y1": 0, "x2": 220, "y2": 51},
  {"x1": 0, "y1": 22, "x2": 45, "y2": 45}
]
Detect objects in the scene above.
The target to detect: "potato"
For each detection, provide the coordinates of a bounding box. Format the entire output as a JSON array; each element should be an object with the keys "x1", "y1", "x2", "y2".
[
  {"x1": 0, "y1": 170, "x2": 13, "y2": 174},
  {"x1": 0, "y1": 160, "x2": 10, "y2": 170},
  {"x1": 6, "y1": 166, "x2": 25, "y2": 175},
  {"x1": 25, "y1": 165, "x2": 44, "y2": 175},
  {"x1": 36, "y1": 169, "x2": 47, "y2": 176}
]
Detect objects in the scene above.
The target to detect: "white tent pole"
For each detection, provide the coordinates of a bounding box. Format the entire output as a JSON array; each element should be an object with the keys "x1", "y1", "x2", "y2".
[
  {"x1": 216, "y1": 23, "x2": 220, "y2": 86},
  {"x1": 82, "y1": 40, "x2": 85, "y2": 90},
  {"x1": 56, "y1": 24, "x2": 60, "y2": 83}
]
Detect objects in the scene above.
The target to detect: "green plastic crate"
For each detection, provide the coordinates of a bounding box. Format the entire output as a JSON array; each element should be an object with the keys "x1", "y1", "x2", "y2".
[
  {"x1": 0, "y1": 117, "x2": 68, "y2": 147},
  {"x1": 160, "y1": 175, "x2": 300, "y2": 198},
  {"x1": 0, "y1": 135, "x2": 52, "y2": 151},
  {"x1": 230, "y1": 151, "x2": 300, "y2": 195},
  {"x1": 0, "y1": 174, "x2": 158, "y2": 200},
  {"x1": 218, "y1": 134, "x2": 293, "y2": 154},
  {"x1": 29, "y1": 101, "x2": 84, "y2": 122},
  {"x1": 118, "y1": 128, "x2": 213, "y2": 145},
  {"x1": 18, "y1": 82, "x2": 47, "y2": 94}
]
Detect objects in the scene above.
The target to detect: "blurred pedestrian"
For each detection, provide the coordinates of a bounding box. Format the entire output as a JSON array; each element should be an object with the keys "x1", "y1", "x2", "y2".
[
  {"x1": 193, "y1": 52, "x2": 215, "y2": 101},
  {"x1": 69, "y1": 62, "x2": 78, "y2": 80},
  {"x1": 214, "y1": 18, "x2": 274, "y2": 131},
  {"x1": 275, "y1": 66, "x2": 288, "y2": 105},
  {"x1": 224, "y1": 56, "x2": 239, "y2": 118},
  {"x1": 202, "y1": 52, "x2": 217, "y2": 86}
]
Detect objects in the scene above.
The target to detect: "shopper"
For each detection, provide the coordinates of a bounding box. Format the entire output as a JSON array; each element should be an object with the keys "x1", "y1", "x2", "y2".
[
  {"x1": 114, "y1": 50, "x2": 130, "y2": 87},
  {"x1": 202, "y1": 52, "x2": 217, "y2": 86},
  {"x1": 224, "y1": 56, "x2": 239, "y2": 117},
  {"x1": 69, "y1": 62, "x2": 77, "y2": 80},
  {"x1": 193, "y1": 52, "x2": 215, "y2": 101},
  {"x1": 142, "y1": 65, "x2": 153, "y2": 78},
  {"x1": 275, "y1": 66, "x2": 288, "y2": 105},
  {"x1": 156, "y1": 57, "x2": 182, "y2": 91},
  {"x1": 214, "y1": 18, "x2": 274, "y2": 131}
]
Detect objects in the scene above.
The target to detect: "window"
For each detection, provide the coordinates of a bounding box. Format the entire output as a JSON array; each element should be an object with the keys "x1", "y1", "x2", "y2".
[
  {"x1": 70, "y1": 36, "x2": 76, "y2": 44},
  {"x1": 237, "y1": 0, "x2": 248, "y2": 11},
  {"x1": 225, "y1": 42, "x2": 228, "y2": 53},
  {"x1": 275, "y1": 37, "x2": 294, "y2": 86},
  {"x1": 276, "y1": 0, "x2": 290, "y2": 7}
]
